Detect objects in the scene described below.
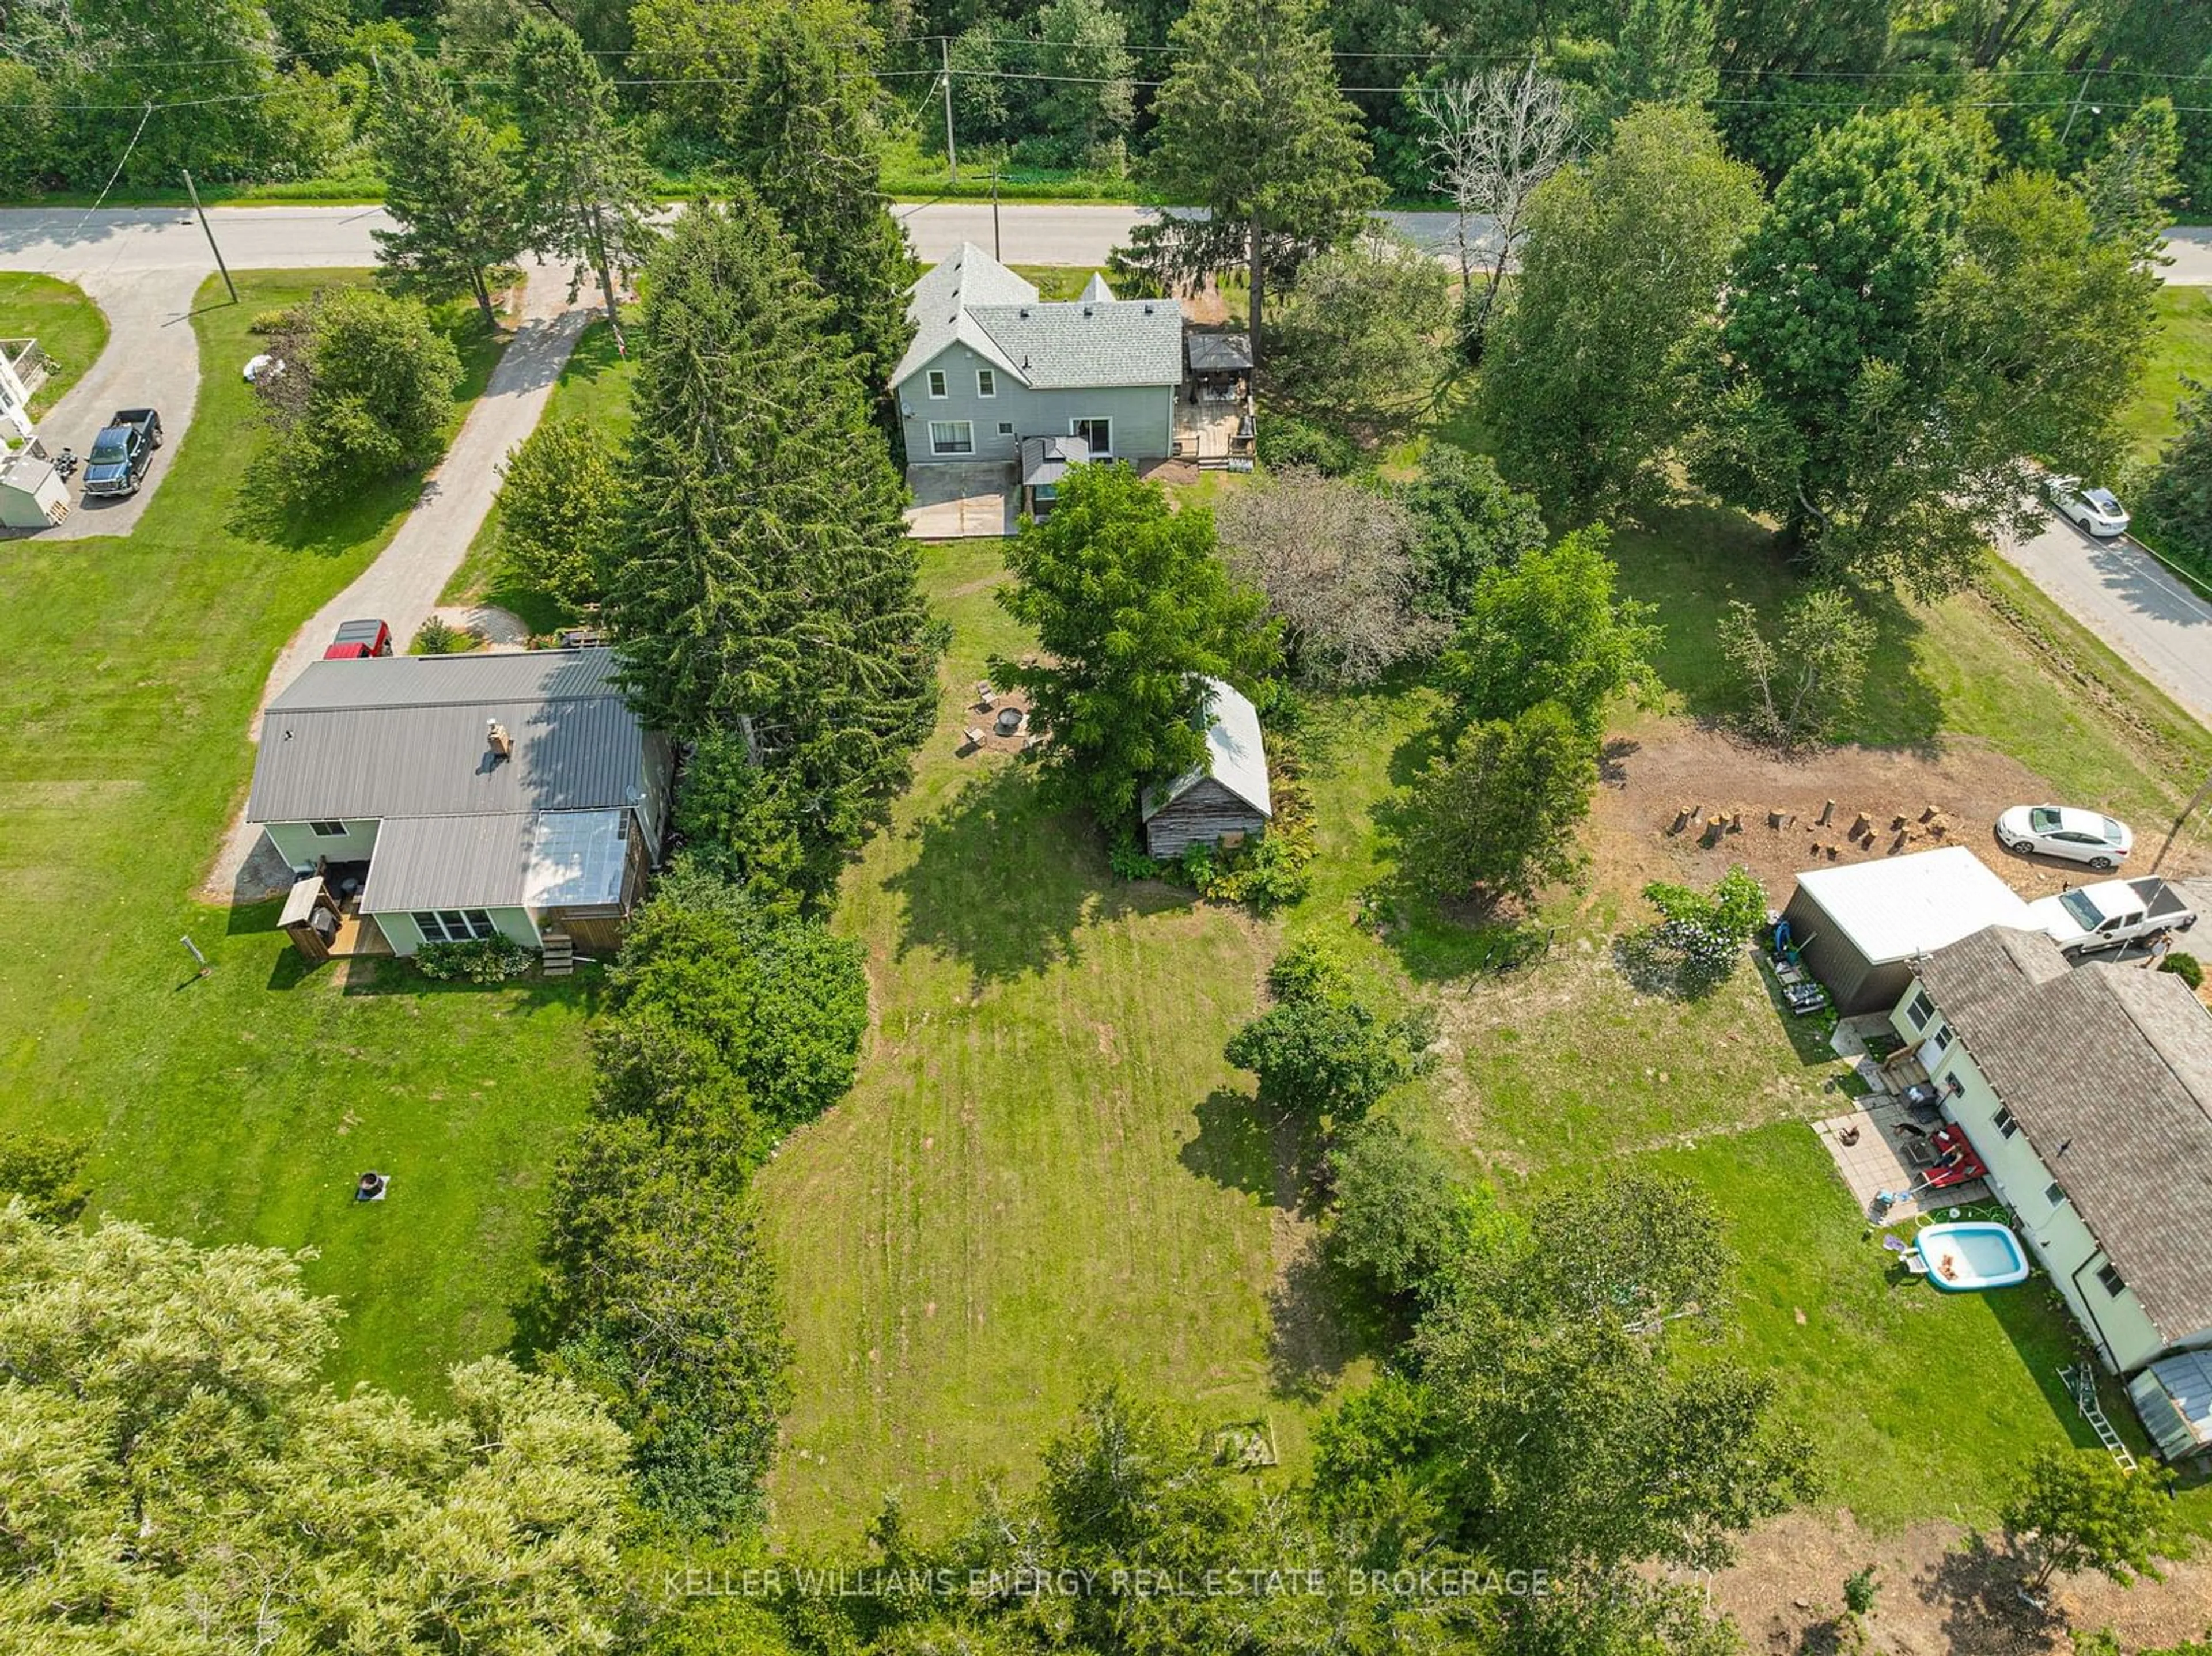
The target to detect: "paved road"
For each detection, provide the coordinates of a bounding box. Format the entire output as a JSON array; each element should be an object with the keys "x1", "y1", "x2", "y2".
[
  {"x1": 1997, "y1": 510, "x2": 2212, "y2": 731},
  {"x1": 4, "y1": 203, "x2": 2208, "y2": 281}
]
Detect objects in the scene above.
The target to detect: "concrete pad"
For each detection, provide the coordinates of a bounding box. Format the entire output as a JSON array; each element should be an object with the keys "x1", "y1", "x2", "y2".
[
  {"x1": 1813, "y1": 1099, "x2": 1990, "y2": 1227},
  {"x1": 906, "y1": 461, "x2": 1014, "y2": 540}
]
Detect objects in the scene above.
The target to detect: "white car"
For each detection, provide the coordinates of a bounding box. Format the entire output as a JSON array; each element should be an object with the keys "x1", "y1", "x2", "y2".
[
  {"x1": 1995, "y1": 804, "x2": 2133, "y2": 869},
  {"x1": 2046, "y1": 475, "x2": 2130, "y2": 537}
]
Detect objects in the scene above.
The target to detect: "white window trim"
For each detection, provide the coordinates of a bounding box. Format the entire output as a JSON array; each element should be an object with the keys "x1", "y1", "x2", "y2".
[
  {"x1": 997, "y1": 420, "x2": 1015, "y2": 436},
  {"x1": 929, "y1": 419, "x2": 975, "y2": 457},
  {"x1": 414, "y1": 908, "x2": 497, "y2": 944},
  {"x1": 926, "y1": 369, "x2": 948, "y2": 400},
  {"x1": 976, "y1": 368, "x2": 997, "y2": 398},
  {"x1": 1070, "y1": 415, "x2": 1112, "y2": 457}
]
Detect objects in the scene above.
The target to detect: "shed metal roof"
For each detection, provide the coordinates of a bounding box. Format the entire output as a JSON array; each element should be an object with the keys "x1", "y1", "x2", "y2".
[
  {"x1": 1791, "y1": 847, "x2": 2033, "y2": 967},
  {"x1": 1917, "y1": 926, "x2": 2212, "y2": 1343},
  {"x1": 249, "y1": 649, "x2": 656, "y2": 824},
  {"x1": 358, "y1": 808, "x2": 629, "y2": 914},
  {"x1": 1143, "y1": 677, "x2": 1271, "y2": 821}
]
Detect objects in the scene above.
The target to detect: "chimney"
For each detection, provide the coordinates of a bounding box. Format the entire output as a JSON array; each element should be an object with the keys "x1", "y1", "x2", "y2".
[{"x1": 487, "y1": 719, "x2": 514, "y2": 760}]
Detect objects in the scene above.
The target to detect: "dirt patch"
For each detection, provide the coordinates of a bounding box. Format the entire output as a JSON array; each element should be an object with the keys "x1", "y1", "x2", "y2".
[
  {"x1": 1711, "y1": 1508, "x2": 2212, "y2": 1656},
  {"x1": 1589, "y1": 724, "x2": 2211, "y2": 912}
]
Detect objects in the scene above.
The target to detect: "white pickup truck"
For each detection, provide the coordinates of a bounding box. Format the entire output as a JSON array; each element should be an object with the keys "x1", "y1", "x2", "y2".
[{"x1": 2025, "y1": 876, "x2": 2199, "y2": 956}]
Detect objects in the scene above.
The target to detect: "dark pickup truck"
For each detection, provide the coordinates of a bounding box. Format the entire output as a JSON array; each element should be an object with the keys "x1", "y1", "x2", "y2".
[{"x1": 82, "y1": 407, "x2": 162, "y2": 497}]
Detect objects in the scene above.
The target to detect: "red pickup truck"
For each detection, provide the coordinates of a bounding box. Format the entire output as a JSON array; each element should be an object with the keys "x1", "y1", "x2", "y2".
[{"x1": 323, "y1": 619, "x2": 393, "y2": 660}]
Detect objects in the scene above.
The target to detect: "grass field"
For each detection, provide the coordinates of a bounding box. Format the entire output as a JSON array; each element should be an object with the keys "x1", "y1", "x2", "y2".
[
  {"x1": 0, "y1": 271, "x2": 599, "y2": 1401},
  {"x1": 441, "y1": 314, "x2": 639, "y2": 637},
  {"x1": 2120, "y1": 284, "x2": 2212, "y2": 462},
  {"x1": 0, "y1": 272, "x2": 110, "y2": 417}
]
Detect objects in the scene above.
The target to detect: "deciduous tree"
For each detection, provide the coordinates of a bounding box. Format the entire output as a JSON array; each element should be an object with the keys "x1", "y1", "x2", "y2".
[
  {"x1": 2074, "y1": 96, "x2": 2184, "y2": 268},
  {"x1": 1142, "y1": 0, "x2": 1382, "y2": 360},
  {"x1": 1436, "y1": 528, "x2": 1659, "y2": 743},
  {"x1": 605, "y1": 199, "x2": 943, "y2": 907},
  {"x1": 1391, "y1": 445, "x2": 1548, "y2": 623},
  {"x1": 2138, "y1": 376, "x2": 2212, "y2": 577},
  {"x1": 511, "y1": 16, "x2": 658, "y2": 351},
  {"x1": 2003, "y1": 1449, "x2": 2173, "y2": 1594},
  {"x1": 1389, "y1": 699, "x2": 1597, "y2": 910},
  {"x1": 1328, "y1": 1113, "x2": 1475, "y2": 1298},
  {"x1": 1415, "y1": 65, "x2": 1577, "y2": 360},
  {"x1": 1263, "y1": 232, "x2": 1451, "y2": 438},
  {"x1": 1482, "y1": 104, "x2": 1763, "y2": 520},
  {"x1": 1604, "y1": 0, "x2": 1720, "y2": 115},
  {"x1": 256, "y1": 286, "x2": 463, "y2": 496},
  {"x1": 370, "y1": 48, "x2": 527, "y2": 331},
  {"x1": 1030, "y1": 0, "x2": 1137, "y2": 168},
  {"x1": 1217, "y1": 467, "x2": 1442, "y2": 685},
  {"x1": 991, "y1": 463, "x2": 1278, "y2": 829},
  {"x1": 1225, "y1": 961, "x2": 1428, "y2": 1126},
  {"x1": 1718, "y1": 586, "x2": 1874, "y2": 752},
  {"x1": 495, "y1": 417, "x2": 622, "y2": 613}
]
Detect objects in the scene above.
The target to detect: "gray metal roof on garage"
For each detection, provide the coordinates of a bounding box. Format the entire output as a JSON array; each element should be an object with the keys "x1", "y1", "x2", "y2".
[{"x1": 248, "y1": 649, "x2": 655, "y2": 824}]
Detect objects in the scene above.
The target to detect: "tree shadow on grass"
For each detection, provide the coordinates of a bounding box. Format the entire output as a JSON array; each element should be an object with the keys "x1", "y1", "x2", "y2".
[
  {"x1": 1916, "y1": 1532, "x2": 2061, "y2": 1656},
  {"x1": 884, "y1": 761, "x2": 1184, "y2": 988},
  {"x1": 1267, "y1": 1229, "x2": 1391, "y2": 1404},
  {"x1": 1838, "y1": 584, "x2": 1943, "y2": 756},
  {"x1": 1180, "y1": 1088, "x2": 1278, "y2": 1203}
]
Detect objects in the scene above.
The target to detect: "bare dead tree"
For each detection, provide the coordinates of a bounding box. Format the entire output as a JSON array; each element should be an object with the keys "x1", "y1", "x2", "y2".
[
  {"x1": 1415, "y1": 65, "x2": 1577, "y2": 363},
  {"x1": 1217, "y1": 468, "x2": 1446, "y2": 686}
]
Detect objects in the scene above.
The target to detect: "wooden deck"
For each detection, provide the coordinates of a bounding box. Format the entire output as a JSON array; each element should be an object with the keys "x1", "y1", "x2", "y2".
[
  {"x1": 1172, "y1": 400, "x2": 1250, "y2": 465},
  {"x1": 328, "y1": 911, "x2": 392, "y2": 957}
]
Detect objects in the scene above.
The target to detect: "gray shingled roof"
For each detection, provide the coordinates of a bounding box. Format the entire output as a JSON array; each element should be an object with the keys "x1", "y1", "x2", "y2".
[
  {"x1": 891, "y1": 242, "x2": 1183, "y2": 392},
  {"x1": 968, "y1": 297, "x2": 1183, "y2": 389},
  {"x1": 891, "y1": 243, "x2": 1037, "y2": 389},
  {"x1": 249, "y1": 649, "x2": 658, "y2": 825},
  {"x1": 1916, "y1": 926, "x2": 2212, "y2": 1340}
]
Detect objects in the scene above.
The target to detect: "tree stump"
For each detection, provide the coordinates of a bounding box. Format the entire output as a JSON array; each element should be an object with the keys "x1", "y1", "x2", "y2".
[
  {"x1": 1921, "y1": 804, "x2": 1940, "y2": 823},
  {"x1": 1670, "y1": 807, "x2": 1694, "y2": 835},
  {"x1": 1850, "y1": 812, "x2": 1872, "y2": 838},
  {"x1": 1728, "y1": 812, "x2": 1743, "y2": 833},
  {"x1": 1817, "y1": 799, "x2": 1836, "y2": 827},
  {"x1": 1891, "y1": 831, "x2": 1909, "y2": 854}
]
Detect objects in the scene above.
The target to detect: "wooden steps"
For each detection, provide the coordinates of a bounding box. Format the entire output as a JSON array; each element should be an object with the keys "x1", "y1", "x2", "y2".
[{"x1": 541, "y1": 929, "x2": 574, "y2": 979}]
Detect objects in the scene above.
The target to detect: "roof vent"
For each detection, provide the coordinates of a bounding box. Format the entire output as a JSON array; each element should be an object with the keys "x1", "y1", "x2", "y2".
[
  {"x1": 1018, "y1": 306, "x2": 1031, "y2": 319},
  {"x1": 1082, "y1": 305, "x2": 1094, "y2": 319},
  {"x1": 487, "y1": 719, "x2": 514, "y2": 760},
  {"x1": 1143, "y1": 302, "x2": 1155, "y2": 315}
]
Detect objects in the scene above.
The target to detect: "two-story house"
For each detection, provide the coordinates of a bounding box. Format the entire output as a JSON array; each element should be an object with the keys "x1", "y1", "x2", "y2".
[
  {"x1": 891, "y1": 245, "x2": 1184, "y2": 480},
  {"x1": 1891, "y1": 925, "x2": 2212, "y2": 1461}
]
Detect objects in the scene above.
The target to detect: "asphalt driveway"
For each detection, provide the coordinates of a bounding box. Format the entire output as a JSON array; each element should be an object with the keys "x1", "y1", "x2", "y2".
[{"x1": 1996, "y1": 509, "x2": 2212, "y2": 732}]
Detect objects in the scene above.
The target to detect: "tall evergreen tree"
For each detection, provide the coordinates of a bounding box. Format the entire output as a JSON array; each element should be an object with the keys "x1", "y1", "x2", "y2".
[
  {"x1": 1143, "y1": 0, "x2": 1382, "y2": 361},
  {"x1": 2073, "y1": 96, "x2": 2184, "y2": 269},
  {"x1": 604, "y1": 198, "x2": 942, "y2": 907},
  {"x1": 1605, "y1": 0, "x2": 1720, "y2": 113},
  {"x1": 370, "y1": 50, "x2": 527, "y2": 331},
  {"x1": 733, "y1": 0, "x2": 918, "y2": 400},
  {"x1": 510, "y1": 17, "x2": 659, "y2": 351}
]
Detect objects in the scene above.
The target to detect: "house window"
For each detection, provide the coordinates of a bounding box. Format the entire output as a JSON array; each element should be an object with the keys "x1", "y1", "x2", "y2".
[
  {"x1": 1993, "y1": 1105, "x2": 2019, "y2": 1138},
  {"x1": 309, "y1": 821, "x2": 349, "y2": 838},
  {"x1": 997, "y1": 420, "x2": 1015, "y2": 436},
  {"x1": 1927, "y1": 1023, "x2": 1953, "y2": 1055},
  {"x1": 929, "y1": 420, "x2": 975, "y2": 456},
  {"x1": 1906, "y1": 990, "x2": 1936, "y2": 1029},
  {"x1": 926, "y1": 369, "x2": 948, "y2": 399},
  {"x1": 414, "y1": 909, "x2": 497, "y2": 944},
  {"x1": 2044, "y1": 1180, "x2": 2067, "y2": 1209},
  {"x1": 1944, "y1": 1074, "x2": 1964, "y2": 1099},
  {"x1": 1070, "y1": 416, "x2": 1112, "y2": 456},
  {"x1": 976, "y1": 369, "x2": 997, "y2": 397},
  {"x1": 2097, "y1": 1262, "x2": 2127, "y2": 1296}
]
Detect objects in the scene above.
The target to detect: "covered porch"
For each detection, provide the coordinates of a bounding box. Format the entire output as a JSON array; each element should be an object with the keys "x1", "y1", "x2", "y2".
[
  {"x1": 1177, "y1": 330, "x2": 1255, "y2": 468},
  {"x1": 278, "y1": 867, "x2": 394, "y2": 961}
]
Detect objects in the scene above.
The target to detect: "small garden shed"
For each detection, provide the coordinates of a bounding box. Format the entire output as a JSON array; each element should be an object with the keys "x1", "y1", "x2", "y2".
[
  {"x1": 1141, "y1": 678, "x2": 1272, "y2": 858},
  {"x1": 1780, "y1": 846, "x2": 2034, "y2": 1013}
]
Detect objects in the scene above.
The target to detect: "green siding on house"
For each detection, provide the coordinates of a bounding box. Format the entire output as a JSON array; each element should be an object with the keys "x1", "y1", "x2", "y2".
[
  {"x1": 1888, "y1": 983, "x2": 2173, "y2": 1373},
  {"x1": 263, "y1": 818, "x2": 380, "y2": 869},
  {"x1": 374, "y1": 906, "x2": 541, "y2": 959},
  {"x1": 900, "y1": 341, "x2": 1175, "y2": 467}
]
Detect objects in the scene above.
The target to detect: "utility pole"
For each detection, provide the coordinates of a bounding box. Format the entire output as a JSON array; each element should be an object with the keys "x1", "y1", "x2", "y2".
[
  {"x1": 990, "y1": 171, "x2": 1001, "y2": 262},
  {"x1": 2152, "y1": 765, "x2": 2212, "y2": 874},
  {"x1": 182, "y1": 170, "x2": 237, "y2": 305},
  {"x1": 940, "y1": 36, "x2": 959, "y2": 185}
]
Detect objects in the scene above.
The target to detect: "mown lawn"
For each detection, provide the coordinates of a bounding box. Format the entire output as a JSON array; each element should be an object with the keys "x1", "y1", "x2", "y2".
[
  {"x1": 2119, "y1": 283, "x2": 2212, "y2": 463},
  {"x1": 760, "y1": 537, "x2": 1379, "y2": 1545},
  {"x1": 0, "y1": 272, "x2": 111, "y2": 416},
  {"x1": 0, "y1": 271, "x2": 597, "y2": 1402},
  {"x1": 441, "y1": 313, "x2": 639, "y2": 637}
]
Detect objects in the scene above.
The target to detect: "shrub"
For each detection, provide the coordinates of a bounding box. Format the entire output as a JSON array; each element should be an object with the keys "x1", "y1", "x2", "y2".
[
  {"x1": 1619, "y1": 866, "x2": 1768, "y2": 997},
  {"x1": 2161, "y1": 951, "x2": 2204, "y2": 990},
  {"x1": 412, "y1": 616, "x2": 476, "y2": 654},
  {"x1": 0, "y1": 1131, "x2": 91, "y2": 1223},
  {"x1": 415, "y1": 934, "x2": 533, "y2": 982},
  {"x1": 1328, "y1": 1115, "x2": 1472, "y2": 1298},
  {"x1": 253, "y1": 286, "x2": 463, "y2": 500},
  {"x1": 1108, "y1": 835, "x2": 1163, "y2": 882},
  {"x1": 1267, "y1": 939, "x2": 1352, "y2": 1003},
  {"x1": 249, "y1": 306, "x2": 300, "y2": 335},
  {"x1": 1256, "y1": 414, "x2": 1361, "y2": 478}
]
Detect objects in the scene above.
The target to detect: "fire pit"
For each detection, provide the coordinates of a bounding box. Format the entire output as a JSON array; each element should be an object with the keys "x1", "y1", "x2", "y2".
[{"x1": 994, "y1": 707, "x2": 1024, "y2": 736}]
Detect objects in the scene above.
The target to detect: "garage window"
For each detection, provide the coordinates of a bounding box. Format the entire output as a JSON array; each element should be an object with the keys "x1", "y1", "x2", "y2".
[
  {"x1": 929, "y1": 420, "x2": 974, "y2": 456},
  {"x1": 309, "y1": 821, "x2": 349, "y2": 838},
  {"x1": 414, "y1": 909, "x2": 497, "y2": 943}
]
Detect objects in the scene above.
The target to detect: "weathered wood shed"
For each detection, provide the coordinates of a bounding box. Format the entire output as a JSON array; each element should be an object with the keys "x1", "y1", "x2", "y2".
[{"x1": 1141, "y1": 677, "x2": 1272, "y2": 858}]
